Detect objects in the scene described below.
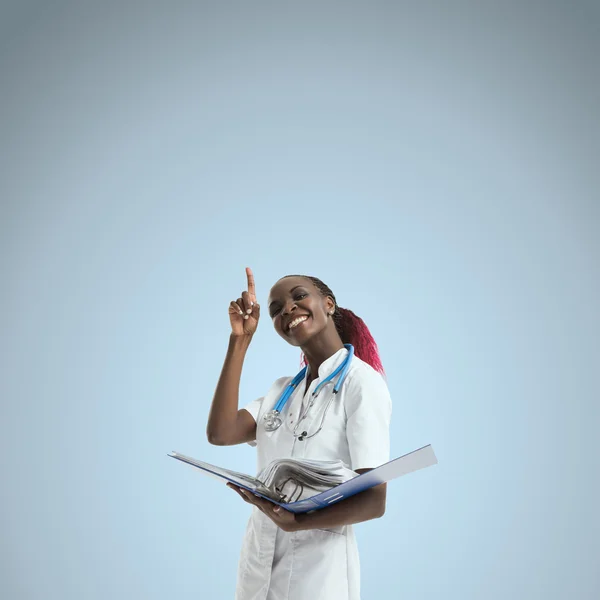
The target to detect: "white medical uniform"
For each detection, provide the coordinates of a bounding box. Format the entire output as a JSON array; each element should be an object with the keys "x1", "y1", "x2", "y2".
[{"x1": 235, "y1": 347, "x2": 392, "y2": 600}]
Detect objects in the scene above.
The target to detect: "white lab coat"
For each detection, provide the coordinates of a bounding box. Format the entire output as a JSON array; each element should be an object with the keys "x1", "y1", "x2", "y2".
[{"x1": 235, "y1": 347, "x2": 392, "y2": 600}]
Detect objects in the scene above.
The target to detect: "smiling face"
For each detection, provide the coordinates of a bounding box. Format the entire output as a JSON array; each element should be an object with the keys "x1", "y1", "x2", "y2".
[{"x1": 268, "y1": 276, "x2": 336, "y2": 347}]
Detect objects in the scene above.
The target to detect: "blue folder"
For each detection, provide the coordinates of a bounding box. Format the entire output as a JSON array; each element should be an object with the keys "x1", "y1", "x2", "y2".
[{"x1": 168, "y1": 444, "x2": 437, "y2": 514}]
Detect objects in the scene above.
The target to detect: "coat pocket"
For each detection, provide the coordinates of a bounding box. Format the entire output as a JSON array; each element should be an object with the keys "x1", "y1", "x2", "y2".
[{"x1": 289, "y1": 528, "x2": 349, "y2": 600}]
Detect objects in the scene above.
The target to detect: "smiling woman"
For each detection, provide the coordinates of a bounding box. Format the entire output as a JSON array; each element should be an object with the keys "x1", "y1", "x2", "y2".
[
  {"x1": 206, "y1": 268, "x2": 392, "y2": 600},
  {"x1": 270, "y1": 274, "x2": 385, "y2": 377}
]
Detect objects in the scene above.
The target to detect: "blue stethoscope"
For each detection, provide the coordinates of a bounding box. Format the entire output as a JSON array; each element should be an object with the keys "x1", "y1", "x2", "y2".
[{"x1": 263, "y1": 344, "x2": 354, "y2": 441}]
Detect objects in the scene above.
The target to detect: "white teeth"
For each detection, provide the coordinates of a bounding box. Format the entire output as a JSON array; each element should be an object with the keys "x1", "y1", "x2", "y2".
[{"x1": 288, "y1": 316, "x2": 308, "y2": 330}]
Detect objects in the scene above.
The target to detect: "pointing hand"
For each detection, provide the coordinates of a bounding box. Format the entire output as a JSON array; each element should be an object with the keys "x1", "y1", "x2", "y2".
[{"x1": 229, "y1": 267, "x2": 260, "y2": 337}]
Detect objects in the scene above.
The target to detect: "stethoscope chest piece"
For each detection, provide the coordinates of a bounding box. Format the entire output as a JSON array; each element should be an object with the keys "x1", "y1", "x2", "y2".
[{"x1": 263, "y1": 410, "x2": 283, "y2": 432}]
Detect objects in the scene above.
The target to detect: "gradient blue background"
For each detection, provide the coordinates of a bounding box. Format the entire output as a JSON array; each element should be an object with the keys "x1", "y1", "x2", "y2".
[{"x1": 1, "y1": 2, "x2": 598, "y2": 599}]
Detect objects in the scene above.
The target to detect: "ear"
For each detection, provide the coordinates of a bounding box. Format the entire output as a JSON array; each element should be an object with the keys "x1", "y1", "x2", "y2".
[{"x1": 325, "y1": 296, "x2": 336, "y2": 314}]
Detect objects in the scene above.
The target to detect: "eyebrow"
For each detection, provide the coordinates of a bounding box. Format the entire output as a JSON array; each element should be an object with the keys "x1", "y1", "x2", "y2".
[{"x1": 268, "y1": 286, "x2": 306, "y2": 308}]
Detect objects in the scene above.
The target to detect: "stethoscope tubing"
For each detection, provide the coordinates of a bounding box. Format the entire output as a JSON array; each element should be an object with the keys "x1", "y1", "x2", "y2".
[{"x1": 265, "y1": 344, "x2": 354, "y2": 439}]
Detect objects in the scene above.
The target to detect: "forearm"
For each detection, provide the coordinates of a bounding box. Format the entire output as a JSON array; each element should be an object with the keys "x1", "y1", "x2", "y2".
[
  {"x1": 206, "y1": 334, "x2": 252, "y2": 444},
  {"x1": 294, "y1": 483, "x2": 387, "y2": 531}
]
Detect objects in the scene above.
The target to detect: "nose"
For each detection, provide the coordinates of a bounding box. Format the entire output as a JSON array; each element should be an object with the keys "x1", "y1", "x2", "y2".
[{"x1": 282, "y1": 300, "x2": 298, "y2": 316}]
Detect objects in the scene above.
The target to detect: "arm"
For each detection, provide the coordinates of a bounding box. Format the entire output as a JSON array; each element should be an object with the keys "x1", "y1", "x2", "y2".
[
  {"x1": 206, "y1": 334, "x2": 257, "y2": 446},
  {"x1": 206, "y1": 267, "x2": 260, "y2": 446},
  {"x1": 295, "y1": 469, "x2": 386, "y2": 529}
]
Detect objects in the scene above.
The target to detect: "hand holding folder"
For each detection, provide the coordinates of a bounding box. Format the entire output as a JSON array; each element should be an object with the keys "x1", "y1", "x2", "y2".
[{"x1": 168, "y1": 444, "x2": 437, "y2": 514}]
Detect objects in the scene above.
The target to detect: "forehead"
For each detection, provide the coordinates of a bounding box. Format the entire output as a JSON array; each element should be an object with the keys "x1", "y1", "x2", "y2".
[{"x1": 268, "y1": 277, "x2": 315, "y2": 302}]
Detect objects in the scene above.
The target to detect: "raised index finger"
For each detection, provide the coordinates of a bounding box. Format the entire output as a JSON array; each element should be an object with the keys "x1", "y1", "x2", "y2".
[{"x1": 246, "y1": 267, "x2": 256, "y2": 303}]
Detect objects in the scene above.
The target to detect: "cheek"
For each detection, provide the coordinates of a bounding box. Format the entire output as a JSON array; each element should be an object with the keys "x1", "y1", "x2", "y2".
[
  {"x1": 307, "y1": 305, "x2": 326, "y2": 323},
  {"x1": 272, "y1": 317, "x2": 285, "y2": 335},
  {"x1": 310, "y1": 298, "x2": 328, "y2": 315}
]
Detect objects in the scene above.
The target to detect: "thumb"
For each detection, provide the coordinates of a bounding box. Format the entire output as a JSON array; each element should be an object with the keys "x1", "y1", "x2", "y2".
[{"x1": 273, "y1": 506, "x2": 281, "y2": 513}]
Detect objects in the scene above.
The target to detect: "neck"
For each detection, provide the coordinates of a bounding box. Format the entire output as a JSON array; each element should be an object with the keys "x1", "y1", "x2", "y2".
[{"x1": 301, "y1": 332, "x2": 345, "y2": 378}]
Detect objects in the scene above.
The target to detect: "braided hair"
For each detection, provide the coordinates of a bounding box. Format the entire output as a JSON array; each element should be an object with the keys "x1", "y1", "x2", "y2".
[{"x1": 281, "y1": 275, "x2": 385, "y2": 375}]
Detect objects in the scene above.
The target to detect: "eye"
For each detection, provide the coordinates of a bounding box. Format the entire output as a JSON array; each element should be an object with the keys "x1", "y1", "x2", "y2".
[{"x1": 270, "y1": 293, "x2": 308, "y2": 318}]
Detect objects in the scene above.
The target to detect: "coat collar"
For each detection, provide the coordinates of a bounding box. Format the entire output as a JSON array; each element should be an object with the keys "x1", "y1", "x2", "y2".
[{"x1": 306, "y1": 346, "x2": 349, "y2": 381}]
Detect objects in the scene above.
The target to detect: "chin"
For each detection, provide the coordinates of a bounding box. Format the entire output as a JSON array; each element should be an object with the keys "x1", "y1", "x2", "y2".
[
  {"x1": 284, "y1": 326, "x2": 321, "y2": 347},
  {"x1": 283, "y1": 333, "x2": 309, "y2": 347}
]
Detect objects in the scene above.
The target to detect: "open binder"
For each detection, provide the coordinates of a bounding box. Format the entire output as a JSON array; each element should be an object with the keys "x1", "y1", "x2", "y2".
[{"x1": 168, "y1": 444, "x2": 437, "y2": 514}]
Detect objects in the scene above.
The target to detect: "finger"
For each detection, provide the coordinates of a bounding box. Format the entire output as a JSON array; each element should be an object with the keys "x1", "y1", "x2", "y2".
[
  {"x1": 235, "y1": 489, "x2": 251, "y2": 503},
  {"x1": 238, "y1": 489, "x2": 261, "y2": 508},
  {"x1": 242, "y1": 291, "x2": 253, "y2": 315},
  {"x1": 229, "y1": 301, "x2": 244, "y2": 317},
  {"x1": 251, "y1": 302, "x2": 260, "y2": 319},
  {"x1": 237, "y1": 296, "x2": 250, "y2": 320},
  {"x1": 227, "y1": 483, "x2": 251, "y2": 503},
  {"x1": 246, "y1": 267, "x2": 256, "y2": 304},
  {"x1": 236, "y1": 297, "x2": 248, "y2": 318},
  {"x1": 228, "y1": 484, "x2": 270, "y2": 510},
  {"x1": 247, "y1": 493, "x2": 274, "y2": 513},
  {"x1": 239, "y1": 488, "x2": 269, "y2": 509},
  {"x1": 226, "y1": 482, "x2": 243, "y2": 495}
]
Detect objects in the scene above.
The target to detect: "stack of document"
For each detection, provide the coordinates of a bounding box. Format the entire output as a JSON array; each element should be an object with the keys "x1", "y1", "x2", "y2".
[
  {"x1": 167, "y1": 452, "x2": 356, "y2": 503},
  {"x1": 169, "y1": 445, "x2": 438, "y2": 513},
  {"x1": 256, "y1": 458, "x2": 357, "y2": 502}
]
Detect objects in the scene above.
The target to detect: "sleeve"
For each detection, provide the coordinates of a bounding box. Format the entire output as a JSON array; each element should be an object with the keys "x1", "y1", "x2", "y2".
[
  {"x1": 345, "y1": 368, "x2": 393, "y2": 471},
  {"x1": 241, "y1": 396, "x2": 263, "y2": 447},
  {"x1": 239, "y1": 377, "x2": 290, "y2": 448},
  {"x1": 242, "y1": 396, "x2": 263, "y2": 423}
]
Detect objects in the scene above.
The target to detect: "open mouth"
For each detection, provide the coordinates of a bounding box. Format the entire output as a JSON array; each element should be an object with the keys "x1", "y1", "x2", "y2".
[{"x1": 287, "y1": 315, "x2": 309, "y2": 334}]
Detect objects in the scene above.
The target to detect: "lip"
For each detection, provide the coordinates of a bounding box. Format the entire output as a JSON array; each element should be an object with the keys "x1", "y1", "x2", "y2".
[{"x1": 285, "y1": 315, "x2": 310, "y2": 334}]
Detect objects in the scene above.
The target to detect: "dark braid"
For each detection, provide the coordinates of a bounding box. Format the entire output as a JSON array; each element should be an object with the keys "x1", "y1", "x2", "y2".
[{"x1": 281, "y1": 275, "x2": 385, "y2": 375}]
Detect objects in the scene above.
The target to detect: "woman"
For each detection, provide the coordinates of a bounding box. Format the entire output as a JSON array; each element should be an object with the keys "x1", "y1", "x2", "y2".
[{"x1": 206, "y1": 268, "x2": 392, "y2": 600}]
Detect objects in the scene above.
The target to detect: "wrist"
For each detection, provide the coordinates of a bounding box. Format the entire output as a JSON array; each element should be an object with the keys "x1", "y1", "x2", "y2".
[
  {"x1": 292, "y1": 512, "x2": 309, "y2": 531},
  {"x1": 229, "y1": 333, "x2": 253, "y2": 348}
]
